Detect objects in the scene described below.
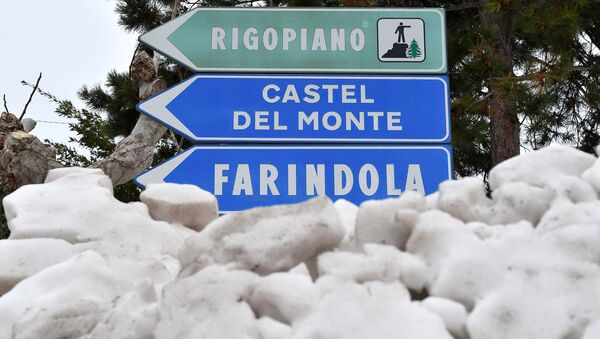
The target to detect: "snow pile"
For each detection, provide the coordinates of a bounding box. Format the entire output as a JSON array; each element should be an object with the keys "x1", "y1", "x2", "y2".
[{"x1": 0, "y1": 144, "x2": 599, "y2": 338}]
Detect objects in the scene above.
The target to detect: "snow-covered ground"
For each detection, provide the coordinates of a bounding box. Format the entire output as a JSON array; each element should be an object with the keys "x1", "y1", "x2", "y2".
[{"x1": 1, "y1": 144, "x2": 599, "y2": 339}]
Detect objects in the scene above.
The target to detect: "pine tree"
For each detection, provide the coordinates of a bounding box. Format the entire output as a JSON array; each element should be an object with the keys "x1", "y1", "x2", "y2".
[{"x1": 407, "y1": 39, "x2": 422, "y2": 58}]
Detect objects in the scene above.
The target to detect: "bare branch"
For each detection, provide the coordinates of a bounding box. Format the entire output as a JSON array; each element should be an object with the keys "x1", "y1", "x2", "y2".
[
  {"x1": 19, "y1": 72, "x2": 42, "y2": 121},
  {"x1": 2, "y1": 95, "x2": 9, "y2": 114}
]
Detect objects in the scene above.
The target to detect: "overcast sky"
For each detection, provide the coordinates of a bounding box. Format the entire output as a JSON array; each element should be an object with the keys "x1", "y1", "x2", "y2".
[{"x1": 0, "y1": 0, "x2": 137, "y2": 146}]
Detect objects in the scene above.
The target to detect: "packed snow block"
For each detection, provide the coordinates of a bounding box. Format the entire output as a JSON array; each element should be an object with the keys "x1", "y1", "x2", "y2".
[
  {"x1": 406, "y1": 210, "x2": 481, "y2": 287},
  {"x1": 437, "y1": 177, "x2": 490, "y2": 222},
  {"x1": 334, "y1": 199, "x2": 358, "y2": 248},
  {"x1": 540, "y1": 224, "x2": 600, "y2": 265},
  {"x1": 427, "y1": 223, "x2": 600, "y2": 339},
  {"x1": 179, "y1": 196, "x2": 344, "y2": 276},
  {"x1": 291, "y1": 277, "x2": 453, "y2": 339},
  {"x1": 140, "y1": 183, "x2": 219, "y2": 231},
  {"x1": 422, "y1": 297, "x2": 468, "y2": 339},
  {"x1": 489, "y1": 145, "x2": 597, "y2": 203},
  {"x1": 257, "y1": 317, "x2": 293, "y2": 339},
  {"x1": 0, "y1": 251, "x2": 178, "y2": 339},
  {"x1": 354, "y1": 192, "x2": 425, "y2": 250},
  {"x1": 85, "y1": 283, "x2": 161, "y2": 339},
  {"x1": 0, "y1": 238, "x2": 77, "y2": 294},
  {"x1": 3, "y1": 167, "x2": 187, "y2": 259},
  {"x1": 465, "y1": 281, "x2": 592, "y2": 339},
  {"x1": 438, "y1": 177, "x2": 555, "y2": 224},
  {"x1": 248, "y1": 273, "x2": 318, "y2": 324},
  {"x1": 538, "y1": 198, "x2": 600, "y2": 231},
  {"x1": 317, "y1": 244, "x2": 427, "y2": 291},
  {"x1": 154, "y1": 265, "x2": 260, "y2": 339}
]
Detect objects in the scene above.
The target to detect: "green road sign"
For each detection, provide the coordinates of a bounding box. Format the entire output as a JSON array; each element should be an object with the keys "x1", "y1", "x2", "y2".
[{"x1": 140, "y1": 8, "x2": 447, "y2": 73}]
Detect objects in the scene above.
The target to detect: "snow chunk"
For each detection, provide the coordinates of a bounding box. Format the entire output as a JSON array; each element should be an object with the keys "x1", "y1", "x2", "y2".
[
  {"x1": 154, "y1": 265, "x2": 260, "y2": 339},
  {"x1": 406, "y1": 210, "x2": 481, "y2": 287},
  {"x1": 354, "y1": 192, "x2": 425, "y2": 249},
  {"x1": 140, "y1": 183, "x2": 218, "y2": 231},
  {"x1": 248, "y1": 273, "x2": 318, "y2": 324},
  {"x1": 438, "y1": 177, "x2": 554, "y2": 225},
  {"x1": 318, "y1": 244, "x2": 427, "y2": 291},
  {"x1": 3, "y1": 167, "x2": 186, "y2": 259},
  {"x1": 0, "y1": 238, "x2": 77, "y2": 294},
  {"x1": 422, "y1": 297, "x2": 468, "y2": 339},
  {"x1": 538, "y1": 198, "x2": 600, "y2": 231},
  {"x1": 427, "y1": 224, "x2": 600, "y2": 339},
  {"x1": 257, "y1": 317, "x2": 293, "y2": 339},
  {"x1": 334, "y1": 199, "x2": 358, "y2": 248},
  {"x1": 84, "y1": 283, "x2": 160, "y2": 339},
  {"x1": 180, "y1": 196, "x2": 344, "y2": 276},
  {"x1": 0, "y1": 251, "x2": 178, "y2": 339},
  {"x1": 292, "y1": 277, "x2": 452, "y2": 339},
  {"x1": 489, "y1": 144, "x2": 597, "y2": 202}
]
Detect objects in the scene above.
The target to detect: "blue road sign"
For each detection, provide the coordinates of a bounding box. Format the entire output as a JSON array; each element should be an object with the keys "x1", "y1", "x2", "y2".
[
  {"x1": 137, "y1": 74, "x2": 450, "y2": 143},
  {"x1": 135, "y1": 145, "x2": 453, "y2": 212}
]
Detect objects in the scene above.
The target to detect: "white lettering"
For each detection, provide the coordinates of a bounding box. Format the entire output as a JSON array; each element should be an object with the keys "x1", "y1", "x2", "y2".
[
  {"x1": 405, "y1": 164, "x2": 425, "y2": 194},
  {"x1": 386, "y1": 164, "x2": 402, "y2": 195},
  {"x1": 359, "y1": 164, "x2": 379, "y2": 196},
  {"x1": 282, "y1": 28, "x2": 296, "y2": 51},
  {"x1": 233, "y1": 164, "x2": 253, "y2": 195},
  {"x1": 214, "y1": 164, "x2": 229, "y2": 195},
  {"x1": 233, "y1": 111, "x2": 251, "y2": 130},
  {"x1": 299, "y1": 111, "x2": 319, "y2": 130},
  {"x1": 306, "y1": 164, "x2": 325, "y2": 195},
  {"x1": 243, "y1": 28, "x2": 259, "y2": 50},
  {"x1": 330, "y1": 28, "x2": 345, "y2": 51},
  {"x1": 334, "y1": 164, "x2": 353, "y2": 195},
  {"x1": 350, "y1": 28, "x2": 365, "y2": 51},
  {"x1": 212, "y1": 27, "x2": 226, "y2": 50},
  {"x1": 387, "y1": 112, "x2": 402, "y2": 131},
  {"x1": 263, "y1": 27, "x2": 278, "y2": 50},
  {"x1": 260, "y1": 164, "x2": 279, "y2": 195},
  {"x1": 312, "y1": 28, "x2": 327, "y2": 51},
  {"x1": 262, "y1": 84, "x2": 280, "y2": 103}
]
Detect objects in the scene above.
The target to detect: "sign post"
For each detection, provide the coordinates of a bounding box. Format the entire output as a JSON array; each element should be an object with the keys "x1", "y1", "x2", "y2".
[
  {"x1": 136, "y1": 146, "x2": 452, "y2": 212},
  {"x1": 139, "y1": 8, "x2": 447, "y2": 73},
  {"x1": 136, "y1": 7, "x2": 452, "y2": 211},
  {"x1": 138, "y1": 74, "x2": 450, "y2": 143}
]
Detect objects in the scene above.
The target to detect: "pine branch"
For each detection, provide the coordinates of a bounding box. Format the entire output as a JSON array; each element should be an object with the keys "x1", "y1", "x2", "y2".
[
  {"x1": 19, "y1": 72, "x2": 42, "y2": 121},
  {"x1": 447, "y1": 2, "x2": 479, "y2": 12}
]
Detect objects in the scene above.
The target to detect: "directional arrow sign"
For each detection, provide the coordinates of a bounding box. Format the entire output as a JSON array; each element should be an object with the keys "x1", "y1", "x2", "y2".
[
  {"x1": 137, "y1": 74, "x2": 450, "y2": 143},
  {"x1": 135, "y1": 145, "x2": 453, "y2": 212},
  {"x1": 140, "y1": 8, "x2": 446, "y2": 73}
]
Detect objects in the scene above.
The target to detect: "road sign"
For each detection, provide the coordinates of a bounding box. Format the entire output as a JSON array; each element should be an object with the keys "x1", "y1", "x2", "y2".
[
  {"x1": 139, "y1": 8, "x2": 447, "y2": 73},
  {"x1": 135, "y1": 145, "x2": 452, "y2": 212},
  {"x1": 138, "y1": 74, "x2": 450, "y2": 143}
]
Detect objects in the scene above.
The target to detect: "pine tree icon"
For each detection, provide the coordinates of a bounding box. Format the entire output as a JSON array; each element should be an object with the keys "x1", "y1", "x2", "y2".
[{"x1": 408, "y1": 39, "x2": 422, "y2": 58}]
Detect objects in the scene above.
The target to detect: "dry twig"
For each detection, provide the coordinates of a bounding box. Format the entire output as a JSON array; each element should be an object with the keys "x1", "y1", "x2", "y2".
[{"x1": 19, "y1": 72, "x2": 42, "y2": 121}]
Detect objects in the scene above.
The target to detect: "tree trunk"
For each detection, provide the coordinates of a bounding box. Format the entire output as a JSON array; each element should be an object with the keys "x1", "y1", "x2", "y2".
[
  {"x1": 480, "y1": 2, "x2": 520, "y2": 166},
  {"x1": 93, "y1": 50, "x2": 167, "y2": 186}
]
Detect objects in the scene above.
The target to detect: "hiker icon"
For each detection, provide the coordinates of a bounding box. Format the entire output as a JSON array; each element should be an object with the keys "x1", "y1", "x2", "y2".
[
  {"x1": 378, "y1": 18, "x2": 425, "y2": 61},
  {"x1": 395, "y1": 22, "x2": 411, "y2": 43}
]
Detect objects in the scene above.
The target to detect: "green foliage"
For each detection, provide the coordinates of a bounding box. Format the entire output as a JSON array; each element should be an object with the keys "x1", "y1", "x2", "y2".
[{"x1": 79, "y1": 71, "x2": 140, "y2": 138}]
